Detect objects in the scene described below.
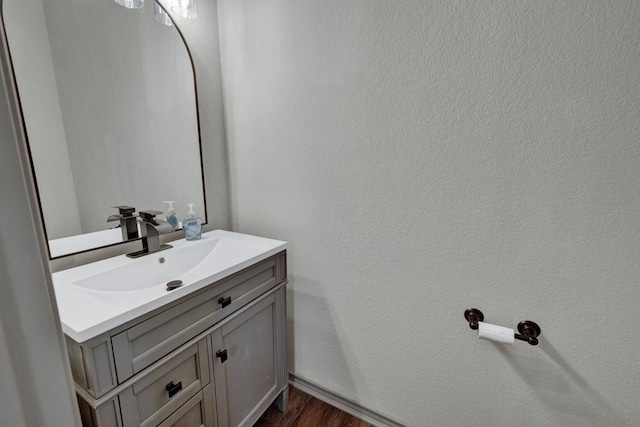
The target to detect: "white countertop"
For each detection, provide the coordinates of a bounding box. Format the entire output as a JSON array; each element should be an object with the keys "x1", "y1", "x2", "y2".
[{"x1": 52, "y1": 230, "x2": 286, "y2": 343}]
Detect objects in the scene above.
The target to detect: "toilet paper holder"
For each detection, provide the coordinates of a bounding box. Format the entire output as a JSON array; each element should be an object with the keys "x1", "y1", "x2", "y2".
[{"x1": 464, "y1": 308, "x2": 541, "y2": 346}]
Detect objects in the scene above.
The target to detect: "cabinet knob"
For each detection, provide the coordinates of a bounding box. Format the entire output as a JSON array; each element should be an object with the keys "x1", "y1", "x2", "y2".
[
  {"x1": 218, "y1": 296, "x2": 232, "y2": 308},
  {"x1": 216, "y1": 349, "x2": 228, "y2": 363},
  {"x1": 165, "y1": 381, "x2": 182, "y2": 398}
]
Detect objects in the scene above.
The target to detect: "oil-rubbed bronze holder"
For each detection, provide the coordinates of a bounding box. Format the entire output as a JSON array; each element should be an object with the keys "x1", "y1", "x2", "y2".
[
  {"x1": 463, "y1": 308, "x2": 484, "y2": 330},
  {"x1": 464, "y1": 308, "x2": 541, "y2": 346},
  {"x1": 516, "y1": 320, "x2": 541, "y2": 346}
]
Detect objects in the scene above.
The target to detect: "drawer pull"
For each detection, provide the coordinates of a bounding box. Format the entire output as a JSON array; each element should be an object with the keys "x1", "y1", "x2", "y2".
[
  {"x1": 218, "y1": 296, "x2": 232, "y2": 308},
  {"x1": 216, "y1": 349, "x2": 228, "y2": 364},
  {"x1": 165, "y1": 381, "x2": 183, "y2": 398}
]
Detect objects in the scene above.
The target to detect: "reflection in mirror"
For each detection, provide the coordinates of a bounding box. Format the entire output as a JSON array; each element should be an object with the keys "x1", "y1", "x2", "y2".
[{"x1": 4, "y1": 0, "x2": 206, "y2": 258}]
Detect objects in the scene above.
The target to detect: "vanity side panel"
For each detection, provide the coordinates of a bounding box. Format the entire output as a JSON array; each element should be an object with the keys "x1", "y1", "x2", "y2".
[
  {"x1": 275, "y1": 251, "x2": 287, "y2": 284},
  {"x1": 77, "y1": 395, "x2": 122, "y2": 427},
  {"x1": 67, "y1": 336, "x2": 88, "y2": 390},
  {"x1": 71, "y1": 333, "x2": 118, "y2": 398},
  {"x1": 275, "y1": 286, "x2": 288, "y2": 392},
  {"x1": 77, "y1": 395, "x2": 95, "y2": 427},
  {"x1": 89, "y1": 338, "x2": 118, "y2": 397}
]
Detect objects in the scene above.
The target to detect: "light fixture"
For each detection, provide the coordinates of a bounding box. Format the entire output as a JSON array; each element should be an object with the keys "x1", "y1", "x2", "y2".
[
  {"x1": 154, "y1": 1, "x2": 174, "y2": 26},
  {"x1": 171, "y1": 0, "x2": 198, "y2": 19},
  {"x1": 114, "y1": 0, "x2": 144, "y2": 9}
]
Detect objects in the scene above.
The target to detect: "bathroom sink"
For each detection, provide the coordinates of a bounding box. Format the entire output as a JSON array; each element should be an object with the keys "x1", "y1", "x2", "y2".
[
  {"x1": 52, "y1": 230, "x2": 286, "y2": 342},
  {"x1": 73, "y1": 237, "x2": 221, "y2": 292}
]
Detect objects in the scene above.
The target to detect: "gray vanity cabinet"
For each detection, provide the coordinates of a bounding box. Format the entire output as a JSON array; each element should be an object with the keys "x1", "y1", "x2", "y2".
[{"x1": 70, "y1": 252, "x2": 287, "y2": 427}]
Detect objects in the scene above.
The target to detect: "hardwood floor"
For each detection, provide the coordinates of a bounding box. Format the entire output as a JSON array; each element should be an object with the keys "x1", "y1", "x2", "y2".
[{"x1": 255, "y1": 386, "x2": 373, "y2": 427}]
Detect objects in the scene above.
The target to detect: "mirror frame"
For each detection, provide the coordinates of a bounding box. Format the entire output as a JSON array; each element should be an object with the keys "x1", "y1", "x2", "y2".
[{"x1": 1, "y1": 0, "x2": 207, "y2": 260}]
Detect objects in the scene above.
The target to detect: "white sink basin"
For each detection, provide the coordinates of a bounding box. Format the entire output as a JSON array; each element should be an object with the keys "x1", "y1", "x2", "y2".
[
  {"x1": 73, "y1": 238, "x2": 221, "y2": 292},
  {"x1": 52, "y1": 230, "x2": 286, "y2": 342}
]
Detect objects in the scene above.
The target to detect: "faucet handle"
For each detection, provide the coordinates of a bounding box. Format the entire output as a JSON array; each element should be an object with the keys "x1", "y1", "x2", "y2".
[
  {"x1": 139, "y1": 210, "x2": 164, "y2": 222},
  {"x1": 112, "y1": 205, "x2": 136, "y2": 217}
]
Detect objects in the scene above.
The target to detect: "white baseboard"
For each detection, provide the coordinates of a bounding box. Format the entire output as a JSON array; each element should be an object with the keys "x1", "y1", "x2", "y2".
[{"x1": 288, "y1": 373, "x2": 405, "y2": 427}]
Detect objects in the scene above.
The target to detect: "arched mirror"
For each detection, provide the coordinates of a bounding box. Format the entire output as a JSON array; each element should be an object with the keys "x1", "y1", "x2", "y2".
[{"x1": 3, "y1": 0, "x2": 206, "y2": 259}]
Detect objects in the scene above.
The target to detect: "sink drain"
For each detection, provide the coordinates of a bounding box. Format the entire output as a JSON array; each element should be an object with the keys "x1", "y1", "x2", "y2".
[{"x1": 166, "y1": 280, "x2": 183, "y2": 291}]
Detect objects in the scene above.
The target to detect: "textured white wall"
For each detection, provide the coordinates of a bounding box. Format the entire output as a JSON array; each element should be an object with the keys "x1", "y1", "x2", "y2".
[{"x1": 219, "y1": 1, "x2": 640, "y2": 426}]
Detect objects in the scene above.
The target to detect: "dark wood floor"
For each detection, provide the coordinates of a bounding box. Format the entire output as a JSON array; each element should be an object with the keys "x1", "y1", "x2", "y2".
[{"x1": 255, "y1": 386, "x2": 373, "y2": 427}]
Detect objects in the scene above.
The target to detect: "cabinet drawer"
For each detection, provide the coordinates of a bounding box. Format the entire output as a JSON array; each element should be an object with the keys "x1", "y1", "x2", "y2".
[
  {"x1": 119, "y1": 339, "x2": 209, "y2": 427},
  {"x1": 112, "y1": 258, "x2": 277, "y2": 382},
  {"x1": 157, "y1": 384, "x2": 214, "y2": 427}
]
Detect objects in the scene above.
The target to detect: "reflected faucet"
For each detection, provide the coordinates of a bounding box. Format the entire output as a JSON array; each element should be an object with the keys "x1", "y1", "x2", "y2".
[
  {"x1": 126, "y1": 210, "x2": 174, "y2": 259},
  {"x1": 107, "y1": 205, "x2": 139, "y2": 241}
]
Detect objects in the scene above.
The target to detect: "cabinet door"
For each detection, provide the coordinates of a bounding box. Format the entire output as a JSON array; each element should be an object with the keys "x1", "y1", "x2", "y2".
[{"x1": 210, "y1": 289, "x2": 286, "y2": 427}]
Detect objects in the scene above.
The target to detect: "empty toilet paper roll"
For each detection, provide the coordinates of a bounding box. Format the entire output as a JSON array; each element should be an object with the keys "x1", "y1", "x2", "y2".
[{"x1": 478, "y1": 322, "x2": 515, "y2": 344}]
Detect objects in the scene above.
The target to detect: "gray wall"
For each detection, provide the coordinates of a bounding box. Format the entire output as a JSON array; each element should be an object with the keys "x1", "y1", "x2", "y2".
[
  {"x1": 0, "y1": 7, "x2": 80, "y2": 424},
  {"x1": 219, "y1": 1, "x2": 640, "y2": 426}
]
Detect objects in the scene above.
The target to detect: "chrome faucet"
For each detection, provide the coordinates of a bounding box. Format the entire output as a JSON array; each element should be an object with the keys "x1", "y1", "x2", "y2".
[
  {"x1": 126, "y1": 210, "x2": 174, "y2": 258},
  {"x1": 107, "y1": 205, "x2": 139, "y2": 241}
]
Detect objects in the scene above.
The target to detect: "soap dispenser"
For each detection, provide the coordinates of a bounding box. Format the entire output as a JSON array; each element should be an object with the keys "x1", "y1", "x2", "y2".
[
  {"x1": 183, "y1": 203, "x2": 202, "y2": 240},
  {"x1": 163, "y1": 201, "x2": 179, "y2": 229}
]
